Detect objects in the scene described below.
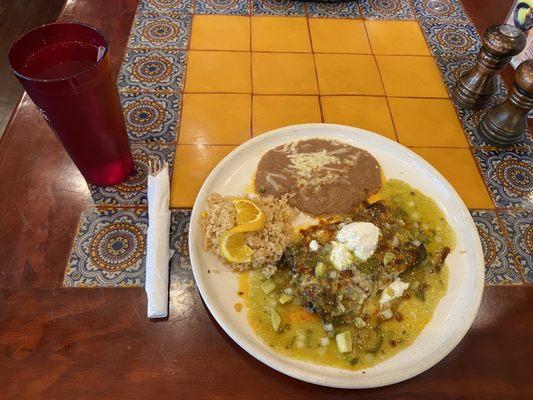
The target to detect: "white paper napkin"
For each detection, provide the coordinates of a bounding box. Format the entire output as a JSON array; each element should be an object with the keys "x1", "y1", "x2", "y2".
[{"x1": 145, "y1": 162, "x2": 171, "y2": 318}]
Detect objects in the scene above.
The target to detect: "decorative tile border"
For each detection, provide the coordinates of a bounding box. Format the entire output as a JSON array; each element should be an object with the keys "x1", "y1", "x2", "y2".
[
  {"x1": 455, "y1": 107, "x2": 494, "y2": 148},
  {"x1": 359, "y1": 0, "x2": 414, "y2": 20},
  {"x1": 128, "y1": 12, "x2": 191, "y2": 50},
  {"x1": 138, "y1": 0, "x2": 193, "y2": 14},
  {"x1": 195, "y1": 0, "x2": 251, "y2": 16},
  {"x1": 120, "y1": 91, "x2": 181, "y2": 143},
  {"x1": 306, "y1": 1, "x2": 361, "y2": 19},
  {"x1": 64, "y1": 208, "x2": 148, "y2": 287},
  {"x1": 89, "y1": 144, "x2": 176, "y2": 207},
  {"x1": 65, "y1": 0, "x2": 529, "y2": 289},
  {"x1": 118, "y1": 49, "x2": 187, "y2": 92},
  {"x1": 252, "y1": 0, "x2": 306, "y2": 16},
  {"x1": 470, "y1": 210, "x2": 523, "y2": 285},
  {"x1": 420, "y1": 19, "x2": 480, "y2": 59},
  {"x1": 456, "y1": 106, "x2": 533, "y2": 149},
  {"x1": 499, "y1": 209, "x2": 533, "y2": 283},
  {"x1": 434, "y1": 54, "x2": 476, "y2": 93},
  {"x1": 170, "y1": 210, "x2": 194, "y2": 286},
  {"x1": 473, "y1": 147, "x2": 533, "y2": 209},
  {"x1": 412, "y1": 0, "x2": 467, "y2": 21},
  {"x1": 434, "y1": 55, "x2": 508, "y2": 98}
]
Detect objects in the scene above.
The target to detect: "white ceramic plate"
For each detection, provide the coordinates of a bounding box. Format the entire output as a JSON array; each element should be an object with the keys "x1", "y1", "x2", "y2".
[{"x1": 188, "y1": 124, "x2": 484, "y2": 388}]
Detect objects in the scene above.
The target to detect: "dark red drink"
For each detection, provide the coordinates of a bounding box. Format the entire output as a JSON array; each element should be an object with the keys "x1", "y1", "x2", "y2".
[{"x1": 8, "y1": 23, "x2": 132, "y2": 186}]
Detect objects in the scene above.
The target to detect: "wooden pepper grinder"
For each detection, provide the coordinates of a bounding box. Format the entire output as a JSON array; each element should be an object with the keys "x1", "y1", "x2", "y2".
[
  {"x1": 478, "y1": 60, "x2": 533, "y2": 146},
  {"x1": 452, "y1": 24, "x2": 526, "y2": 110}
]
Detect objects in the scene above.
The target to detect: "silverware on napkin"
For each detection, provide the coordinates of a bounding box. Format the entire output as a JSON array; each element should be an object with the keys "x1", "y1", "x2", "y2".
[{"x1": 145, "y1": 158, "x2": 171, "y2": 318}]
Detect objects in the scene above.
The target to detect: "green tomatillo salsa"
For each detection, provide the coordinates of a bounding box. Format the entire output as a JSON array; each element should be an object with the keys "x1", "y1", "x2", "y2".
[{"x1": 240, "y1": 179, "x2": 456, "y2": 370}]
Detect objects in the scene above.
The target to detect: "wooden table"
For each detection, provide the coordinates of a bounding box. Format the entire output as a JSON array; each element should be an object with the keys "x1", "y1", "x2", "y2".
[{"x1": 0, "y1": 0, "x2": 531, "y2": 399}]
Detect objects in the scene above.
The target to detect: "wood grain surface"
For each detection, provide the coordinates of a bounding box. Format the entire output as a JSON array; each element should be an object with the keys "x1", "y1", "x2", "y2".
[
  {"x1": 0, "y1": 286, "x2": 531, "y2": 399},
  {"x1": 0, "y1": 1, "x2": 530, "y2": 399}
]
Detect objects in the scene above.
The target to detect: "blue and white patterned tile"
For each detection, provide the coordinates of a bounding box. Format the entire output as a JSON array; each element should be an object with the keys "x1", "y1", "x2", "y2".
[
  {"x1": 169, "y1": 210, "x2": 194, "y2": 287},
  {"x1": 435, "y1": 56, "x2": 508, "y2": 99},
  {"x1": 195, "y1": 0, "x2": 250, "y2": 15},
  {"x1": 455, "y1": 107, "x2": 493, "y2": 148},
  {"x1": 473, "y1": 147, "x2": 533, "y2": 209},
  {"x1": 470, "y1": 210, "x2": 522, "y2": 285},
  {"x1": 64, "y1": 208, "x2": 148, "y2": 287},
  {"x1": 359, "y1": 0, "x2": 414, "y2": 20},
  {"x1": 455, "y1": 106, "x2": 533, "y2": 148},
  {"x1": 120, "y1": 91, "x2": 181, "y2": 142},
  {"x1": 252, "y1": 0, "x2": 306, "y2": 16},
  {"x1": 500, "y1": 209, "x2": 532, "y2": 283},
  {"x1": 118, "y1": 50, "x2": 186, "y2": 92},
  {"x1": 138, "y1": 0, "x2": 193, "y2": 14},
  {"x1": 420, "y1": 19, "x2": 480, "y2": 59},
  {"x1": 89, "y1": 144, "x2": 176, "y2": 207},
  {"x1": 307, "y1": 1, "x2": 361, "y2": 19},
  {"x1": 128, "y1": 13, "x2": 191, "y2": 50},
  {"x1": 412, "y1": 0, "x2": 467, "y2": 21},
  {"x1": 434, "y1": 54, "x2": 476, "y2": 93}
]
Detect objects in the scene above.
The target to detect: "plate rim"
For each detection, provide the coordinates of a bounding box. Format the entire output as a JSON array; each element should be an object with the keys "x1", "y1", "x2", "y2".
[{"x1": 188, "y1": 123, "x2": 485, "y2": 388}]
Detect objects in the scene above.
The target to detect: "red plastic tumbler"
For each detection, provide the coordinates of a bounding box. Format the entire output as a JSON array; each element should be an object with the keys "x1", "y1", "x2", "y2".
[{"x1": 8, "y1": 23, "x2": 133, "y2": 186}]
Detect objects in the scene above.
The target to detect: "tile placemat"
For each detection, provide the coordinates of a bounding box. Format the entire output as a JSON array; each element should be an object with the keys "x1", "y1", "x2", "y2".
[{"x1": 64, "y1": 0, "x2": 532, "y2": 287}]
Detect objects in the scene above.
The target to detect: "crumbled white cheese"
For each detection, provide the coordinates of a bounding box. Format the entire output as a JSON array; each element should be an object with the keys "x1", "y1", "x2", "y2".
[
  {"x1": 336, "y1": 222, "x2": 380, "y2": 261},
  {"x1": 283, "y1": 287, "x2": 293, "y2": 296},
  {"x1": 381, "y1": 309, "x2": 394, "y2": 320},
  {"x1": 286, "y1": 150, "x2": 343, "y2": 187},
  {"x1": 380, "y1": 278, "x2": 409, "y2": 305},
  {"x1": 329, "y1": 241, "x2": 354, "y2": 270},
  {"x1": 309, "y1": 240, "x2": 319, "y2": 251}
]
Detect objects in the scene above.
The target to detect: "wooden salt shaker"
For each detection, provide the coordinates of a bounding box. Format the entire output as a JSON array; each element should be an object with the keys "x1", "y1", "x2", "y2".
[
  {"x1": 452, "y1": 24, "x2": 526, "y2": 111},
  {"x1": 478, "y1": 60, "x2": 533, "y2": 146}
]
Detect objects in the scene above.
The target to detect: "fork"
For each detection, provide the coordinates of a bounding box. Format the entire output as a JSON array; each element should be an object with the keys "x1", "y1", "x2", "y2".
[
  {"x1": 145, "y1": 155, "x2": 170, "y2": 318},
  {"x1": 148, "y1": 158, "x2": 163, "y2": 177}
]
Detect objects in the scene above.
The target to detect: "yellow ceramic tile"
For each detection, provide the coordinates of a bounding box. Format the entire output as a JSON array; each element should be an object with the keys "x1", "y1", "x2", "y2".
[
  {"x1": 365, "y1": 20, "x2": 430, "y2": 55},
  {"x1": 252, "y1": 95, "x2": 322, "y2": 135},
  {"x1": 251, "y1": 17, "x2": 311, "y2": 52},
  {"x1": 321, "y1": 96, "x2": 396, "y2": 140},
  {"x1": 412, "y1": 148, "x2": 494, "y2": 209},
  {"x1": 314, "y1": 54, "x2": 384, "y2": 95},
  {"x1": 309, "y1": 19, "x2": 371, "y2": 54},
  {"x1": 179, "y1": 94, "x2": 251, "y2": 145},
  {"x1": 190, "y1": 15, "x2": 250, "y2": 51},
  {"x1": 171, "y1": 145, "x2": 236, "y2": 208},
  {"x1": 388, "y1": 98, "x2": 468, "y2": 147},
  {"x1": 252, "y1": 53, "x2": 318, "y2": 94},
  {"x1": 376, "y1": 55, "x2": 448, "y2": 98},
  {"x1": 185, "y1": 51, "x2": 251, "y2": 93}
]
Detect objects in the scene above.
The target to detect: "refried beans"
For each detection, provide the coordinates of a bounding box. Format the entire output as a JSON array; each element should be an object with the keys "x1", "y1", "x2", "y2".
[{"x1": 255, "y1": 139, "x2": 381, "y2": 216}]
